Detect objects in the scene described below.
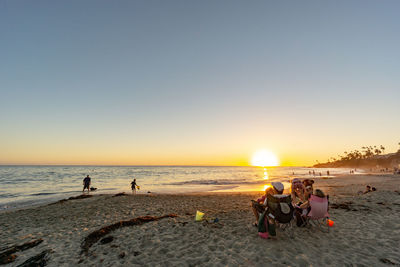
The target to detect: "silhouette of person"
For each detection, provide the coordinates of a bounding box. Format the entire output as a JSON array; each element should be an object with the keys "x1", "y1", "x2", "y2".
[
  {"x1": 131, "y1": 178, "x2": 139, "y2": 194},
  {"x1": 83, "y1": 175, "x2": 91, "y2": 192}
]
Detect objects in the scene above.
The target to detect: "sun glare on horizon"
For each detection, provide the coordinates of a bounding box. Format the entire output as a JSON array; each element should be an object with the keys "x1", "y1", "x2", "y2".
[
  {"x1": 263, "y1": 184, "x2": 271, "y2": 191},
  {"x1": 251, "y1": 150, "x2": 279, "y2": 167}
]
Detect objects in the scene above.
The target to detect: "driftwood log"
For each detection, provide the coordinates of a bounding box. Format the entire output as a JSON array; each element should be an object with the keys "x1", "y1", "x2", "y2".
[
  {"x1": 0, "y1": 239, "x2": 43, "y2": 265},
  {"x1": 80, "y1": 214, "x2": 178, "y2": 256}
]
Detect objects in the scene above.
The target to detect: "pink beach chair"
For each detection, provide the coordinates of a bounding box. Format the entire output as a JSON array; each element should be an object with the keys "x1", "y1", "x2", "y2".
[{"x1": 307, "y1": 195, "x2": 330, "y2": 232}]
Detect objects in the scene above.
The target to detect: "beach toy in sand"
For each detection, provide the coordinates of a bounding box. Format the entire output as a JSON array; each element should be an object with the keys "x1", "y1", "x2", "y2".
[
  {"x1": 327, "y1": 219, "x2": 334, "y2": 227},
  {"x1": 195, "y1": 210, "x2": 205, "y2": 221}
]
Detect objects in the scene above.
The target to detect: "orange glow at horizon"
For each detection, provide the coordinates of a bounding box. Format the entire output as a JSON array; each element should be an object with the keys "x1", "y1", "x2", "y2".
[{"x1": 3, "y1": 141, "x2": 386, "y2": 167}]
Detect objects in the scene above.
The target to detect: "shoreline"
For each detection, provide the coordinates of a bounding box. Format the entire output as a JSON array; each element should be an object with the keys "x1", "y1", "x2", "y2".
[
  {"x1": 1, "y1": 172, "x2": 396, "y2": 213},
  {"x1": 0, "y1": 166, "x2": 367, "y2": 212}
]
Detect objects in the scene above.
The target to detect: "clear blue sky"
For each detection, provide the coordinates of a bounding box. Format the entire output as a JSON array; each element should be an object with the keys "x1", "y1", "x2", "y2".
[{"x1": 1, "y1": 0, "x2": 399, "y2": 165}]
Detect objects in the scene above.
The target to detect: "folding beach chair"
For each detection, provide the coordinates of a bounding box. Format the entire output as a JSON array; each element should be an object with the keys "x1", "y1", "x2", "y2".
[
  {"x1": 307, "y1": 195, "x2": 330, "y2": 232},
  {"x1": 266, "y1": 194, "x2": 295, "y2": 237}
]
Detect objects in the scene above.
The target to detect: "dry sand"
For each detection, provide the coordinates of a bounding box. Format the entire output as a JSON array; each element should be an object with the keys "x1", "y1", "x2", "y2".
[{"x1": 1, "y1": 174, "x2": 400, "y2": 266}]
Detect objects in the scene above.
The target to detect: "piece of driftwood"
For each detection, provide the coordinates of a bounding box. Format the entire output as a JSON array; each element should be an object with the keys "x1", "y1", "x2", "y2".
[
  {"x1": 80, "y1": 214, "x2": 178, "y2": 256},
  {"x1": 16, "y1": 249, "x2": 52, "y2": 267},
  {"x1": 0, "y1": 239, "x2": 43, "y2": 265}
]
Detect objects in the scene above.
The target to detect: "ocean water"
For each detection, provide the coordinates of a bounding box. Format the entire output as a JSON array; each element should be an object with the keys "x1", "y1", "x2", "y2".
[{"x1": 0, "y1": 166, "x2": 354, "y2": 210}]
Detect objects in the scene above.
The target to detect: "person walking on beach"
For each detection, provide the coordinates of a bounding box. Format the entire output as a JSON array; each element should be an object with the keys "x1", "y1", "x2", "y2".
[
  {"x1": 83, "y1": 175, "x2": 91, "y2": 192},
  {"x1": 131, "y1": 178, "x2": 139, "y2": 194}
]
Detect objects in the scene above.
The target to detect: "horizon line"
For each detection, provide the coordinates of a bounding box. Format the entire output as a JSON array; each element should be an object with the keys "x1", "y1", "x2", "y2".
[{"x1": 0, "y1": 164, "x2": 309, "y2": 168}]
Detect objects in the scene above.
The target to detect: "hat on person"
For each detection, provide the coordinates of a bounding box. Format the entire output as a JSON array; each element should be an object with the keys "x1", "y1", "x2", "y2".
[
  {"x1": 303, "y1": 179, "x2": 314, "y2": 188},
  {"x1": 291, "y1": 178, "x2": 303, "y2": 190},
  {"x1": 271, "y1": 182, "x2": 284, "y2": 194}
]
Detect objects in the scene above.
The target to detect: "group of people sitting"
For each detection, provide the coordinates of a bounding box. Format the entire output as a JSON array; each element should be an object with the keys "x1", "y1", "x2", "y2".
[
  {"x1": 251, "y1": 178, "x2": 328, "y2": 238},
  {"x1": 359, "y1": 185, "x2": 376, "y2": 195}
]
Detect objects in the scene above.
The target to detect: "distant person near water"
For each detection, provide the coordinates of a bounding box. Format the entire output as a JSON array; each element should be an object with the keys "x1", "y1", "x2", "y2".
[
  {"x1": 131, "y1": 179, "x2": 139, "y2": 194},
  {"x1": 83, "y1": 175, "x2": 91, "y2": 192}
]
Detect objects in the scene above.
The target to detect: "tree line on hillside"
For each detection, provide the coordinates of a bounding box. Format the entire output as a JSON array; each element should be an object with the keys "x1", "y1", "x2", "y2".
[{"x1": 314, "y1": 143, "x2": 400, "y2": 168}]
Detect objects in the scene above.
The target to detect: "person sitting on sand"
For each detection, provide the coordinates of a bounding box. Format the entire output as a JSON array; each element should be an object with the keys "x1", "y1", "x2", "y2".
[
  {"x1": 293, "y1": 180, "x2": 314, "y2": 227},
  {"x1": 363, "y1": 185, "x2": 372, "y2": 194},
  {"x1": 297, "y1": 189, "x2": 323, "y2": 210},
  {"x1": 302, "y1": 179, "x2": 314, "y2": 200},
  {"x1": 82, "y1": 175, "x2": 91, "y2": 192},
  {"x1": 295, "y1": 189, "x2": 326, "y2": 226},
  {"x1": 251, "y1": 182, "x2": 284, "y2": 226},
  {"x1": 291, "y1": 178, "x2": 306, "y2": 205},
  {"x1": 131, "y1": 178, "x2": 139, "y2": 194},
  {"x1": 362, "y1": 185, "x2": 377, "y2": 194}
]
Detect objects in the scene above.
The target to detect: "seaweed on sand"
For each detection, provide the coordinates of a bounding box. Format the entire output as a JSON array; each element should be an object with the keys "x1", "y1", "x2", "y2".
[
  {"x1": 49, "y1": 194, "x2": 93, "y2": 205},
  {"x1": 330, "y1": 201, "x2": 353, "y2": 211},
  {"x1": 80, "y1": 214, "x2": 178, "y2": 256},
  {"x1": 16, "y1": 249, "x2": 52, "y2": 267},
  {"x1": 0, "y1": 239, "x2": 43, "y2": 265},
  {"x1": 112, "y1": 192, "x2": 128, "y2": 197}
]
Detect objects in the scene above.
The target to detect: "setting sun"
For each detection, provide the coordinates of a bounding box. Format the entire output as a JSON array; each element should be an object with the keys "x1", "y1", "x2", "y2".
[
  {"x1": 251, "y1": 150, "x2": 279, "y2": 167},
  {"x1": 263, "y1": 184, "x2": 271, "y2": 191}
]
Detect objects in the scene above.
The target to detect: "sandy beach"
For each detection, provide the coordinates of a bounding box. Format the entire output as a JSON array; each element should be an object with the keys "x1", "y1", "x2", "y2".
[{"x1": 1, "y1": 174, "x2": 400, "y2": 266}]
